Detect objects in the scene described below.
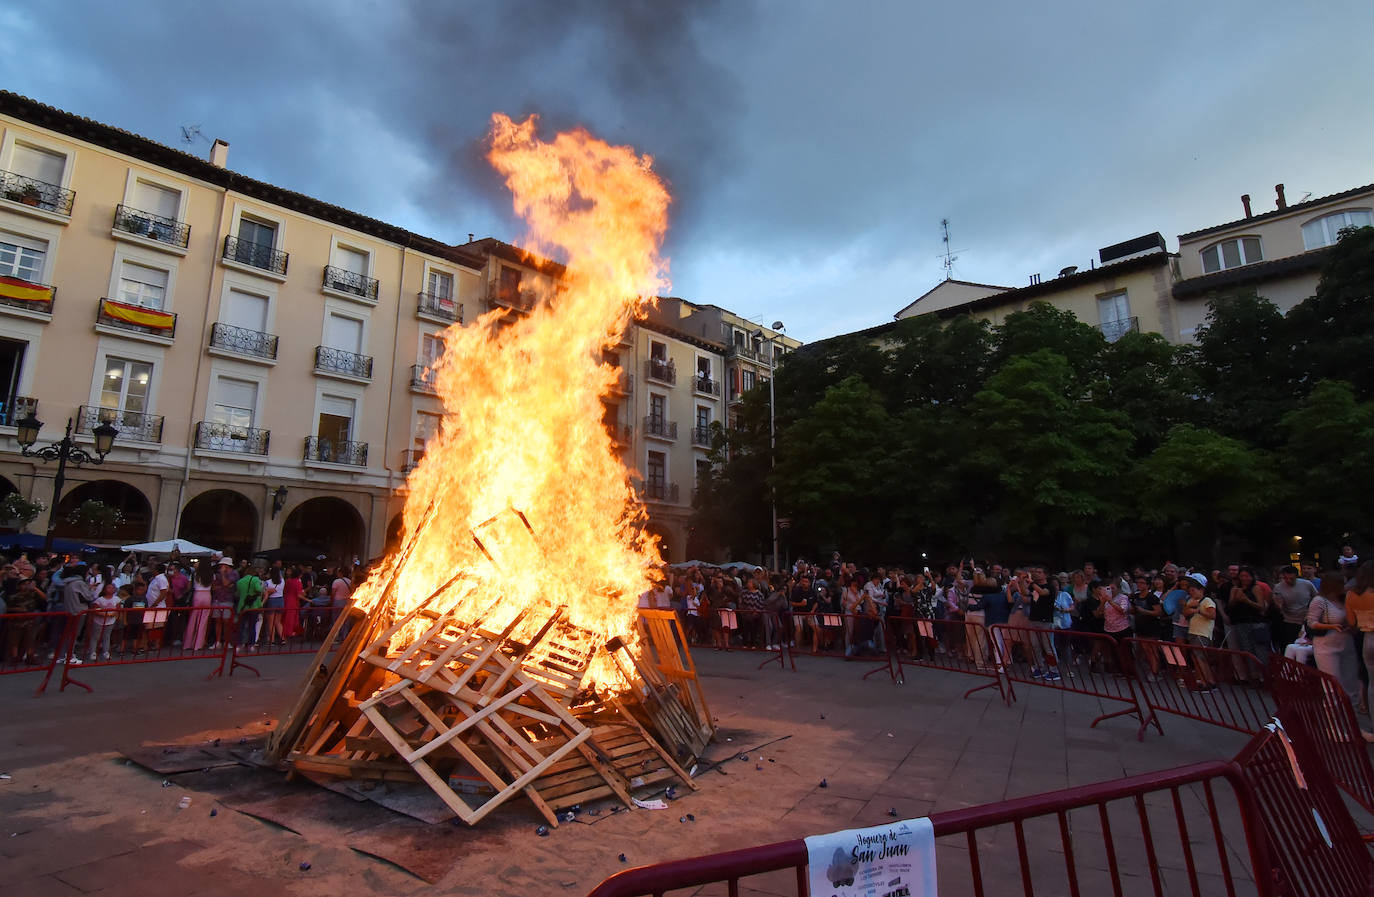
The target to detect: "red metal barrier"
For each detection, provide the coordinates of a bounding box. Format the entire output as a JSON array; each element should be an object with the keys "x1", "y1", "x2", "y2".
[
  {"x1": 1122, "y1": 637, "x2": 1274, "y2": 739},
  {"x1": 1268, "y1": 654, "x2": 1374, "y2": 820},
  {"x1": 227, "y1": 604, "x2": 348, "y2": 677},
  {"x1": 0, "y1": 611, "x2": 72, "y2": 695},
  {"x1": 50, "y1": 607, "x2": 230, "y2": 692},
  {"x1": 989, "y1": 624, "x2": 1149, "y2": 731},
  {"x1": 891, "y1": 617, "x2": 1012, "y2": 705},
  {"x1": 586, "y1": 723, "x2": 1372, "y2": 897}
]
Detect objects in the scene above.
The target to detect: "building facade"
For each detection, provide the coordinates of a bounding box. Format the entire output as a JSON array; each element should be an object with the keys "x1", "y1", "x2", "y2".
[{"x1": 0, "y1": 92, "x2": 801, "y2": 565}]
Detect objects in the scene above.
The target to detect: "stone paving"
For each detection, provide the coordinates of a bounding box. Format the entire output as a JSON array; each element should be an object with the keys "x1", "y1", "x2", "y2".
[{"x1": 0, "y1": 647, "x2": 1263, "y2": 895}]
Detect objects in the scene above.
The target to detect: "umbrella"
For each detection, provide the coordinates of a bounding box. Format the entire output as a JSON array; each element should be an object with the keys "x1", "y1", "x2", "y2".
[
  {"x1": 119, "y1": 538, "x2": 217, "y2": 558},
  {"x1": 719, "y1": 561, "x2": 764, "y2": 571},
  {"x1": 0, "y1": 532, "x2": 99, "y2": 553},
  {"x1": 667, "y1": 560, "x2": 709, "y2": 569},
  {"x1": 256, "y1": 543, "x2": 331, "y2": 562}
]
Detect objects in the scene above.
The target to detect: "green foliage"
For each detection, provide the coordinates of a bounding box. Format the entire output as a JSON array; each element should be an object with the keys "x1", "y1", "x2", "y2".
[
  {"x1": 66, "y1": 499, "x2": 125, "y2": 537},
  {"x1": 1286, "y1": 226, "x2": 1374, "y2": 398},
  {"x1": 1278, "y1": 379, "x2": 1374, "y2": 537},
  {"x1": 1190, "y1": 290, "x2": 1298, "y2": 449},
  {"x1": 1133, "y1": 425, "x2": 1276, "y2": 528},
  {"x1": 0, "y1": 492, "x2": 45, "y2": 531},
  {"x1": 1092, "y1": 330, "x2": 1198, "y2": 453}
]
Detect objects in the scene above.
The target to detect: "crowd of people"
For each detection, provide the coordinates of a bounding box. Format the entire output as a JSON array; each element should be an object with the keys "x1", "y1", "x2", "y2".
[
  {"x1": 645, "y1": 548, "x2": 1374, "y2": 738},
  {"x1": 0, "y1": 548, "x2": 358, "y2": 666}
]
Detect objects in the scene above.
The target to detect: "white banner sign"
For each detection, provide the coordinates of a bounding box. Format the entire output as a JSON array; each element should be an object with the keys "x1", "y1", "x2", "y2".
[{"x1": 805, "y1": 817, "x2": 937, "y2": 897}]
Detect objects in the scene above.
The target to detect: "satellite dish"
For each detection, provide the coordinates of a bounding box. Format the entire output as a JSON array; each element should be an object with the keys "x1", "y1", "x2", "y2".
[{"x1": 771, "y1": 320, "x2": 785, "y2": 331}]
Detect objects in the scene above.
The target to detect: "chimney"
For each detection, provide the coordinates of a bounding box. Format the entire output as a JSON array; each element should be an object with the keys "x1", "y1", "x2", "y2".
[
  {"x1": 1241, "y1": 194, "x2": 1252, "y2": 218},
  {"x1": 1275, "y1": 183, "x2": 1287, "y2": 210},
  {"x1": 468, "y1": 233, "x2": 474, "y2": 243},
  {"x1": 209, "y1": 139, "x2": 229, "y2": 168}
]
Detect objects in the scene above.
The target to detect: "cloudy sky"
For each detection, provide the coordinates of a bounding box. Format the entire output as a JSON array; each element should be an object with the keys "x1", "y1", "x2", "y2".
[{"x1": 3, "y1": 1, "x2": 1370, "y2": 342}]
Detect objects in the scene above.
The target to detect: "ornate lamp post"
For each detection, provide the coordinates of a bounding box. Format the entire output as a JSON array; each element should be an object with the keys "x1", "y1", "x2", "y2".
[
  {"x1": 15, "y1": 414, "x2": 119, "y2": 551},
  {"x1": 750, "y1": 320, "x2": 786, "y2": 571}
]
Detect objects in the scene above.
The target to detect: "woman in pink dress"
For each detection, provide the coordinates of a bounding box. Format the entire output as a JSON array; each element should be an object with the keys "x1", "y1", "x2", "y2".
[
  {"x1": 282, "y1": 566, "x2": 304, "y2": 639},
  {"x1": 186, "y1": 561, "x2": 214, "y2": 650}
]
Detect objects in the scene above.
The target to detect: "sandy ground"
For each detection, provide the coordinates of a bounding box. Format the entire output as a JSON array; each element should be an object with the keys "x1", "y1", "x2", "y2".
[{"x1": 1, "y1": 648, "x2": 1262, "y2": 896}]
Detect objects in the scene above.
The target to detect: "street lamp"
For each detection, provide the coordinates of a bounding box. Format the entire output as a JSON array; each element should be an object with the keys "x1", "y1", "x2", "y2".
[
  {"x1": 16, "y1": 413, "x2": 119, "y2": 551},
  {"x1": 751, "y1": 321, "x2": 786, "y2": 571}
]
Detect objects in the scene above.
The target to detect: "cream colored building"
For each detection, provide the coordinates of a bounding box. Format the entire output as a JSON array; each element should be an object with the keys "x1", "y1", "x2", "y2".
[
  {"x1": 1171, "y1": 182, "x2": 1374, "y2": 339},
  {"x1": 0, "y1": 92, "x2": 794, "y2": 565}
]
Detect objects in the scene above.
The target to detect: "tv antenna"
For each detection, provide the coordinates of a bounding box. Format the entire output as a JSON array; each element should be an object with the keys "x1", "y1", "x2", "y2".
[
  {"x1": 180, "y1": 125, "x2": 210, "y2": 147},
  {"x1": 939, "y1": 218, "x2": 964, "y2": 281}
]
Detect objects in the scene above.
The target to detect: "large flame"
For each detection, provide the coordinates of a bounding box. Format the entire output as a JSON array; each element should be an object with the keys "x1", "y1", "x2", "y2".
[{"x1": 351, "y1": 114, "x2": 671, "y2": 689}]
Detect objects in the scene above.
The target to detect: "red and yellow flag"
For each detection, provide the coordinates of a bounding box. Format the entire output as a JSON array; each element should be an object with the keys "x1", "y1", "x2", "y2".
[
  {"x1": 0, "y1": 275, "x2": 53, "y2": 305},
  {"x1": 101, "y1": 298, "x2": 175, "y2": 330}
]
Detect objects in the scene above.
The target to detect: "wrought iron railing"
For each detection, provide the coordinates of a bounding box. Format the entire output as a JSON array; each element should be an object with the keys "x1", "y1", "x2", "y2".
[
  {"x1": 0, "y1": 278, "x2": 55, "y2": 315},
  {"x1": 487, "y1": 284, "x2": 537, "y2": 312},
  {"x1": 97, "y1": 299, "x2": 178, "y2": 338},
  {"x1": 417, "y1": 290, "x2": 462, "y2": 323},
  {"x1": 727, "y1": 344, "x2": 760, "y2": 361},
  {"x1": 0, "y1": 395, "x2": 36, "y2": 427},
  {"x1": 77, "y1": 404, "x2": 164, "y2": 443},
  {"x1": 607, "y1": 423, "x2": 633, "y2": 445},
  {"x1": 0, "y1": 170, "x2": 75, "y2": 215},
  {"x1": 691, "y1": 425, "x2": 712, "y2": 447},
  {"x1": 194, "y1": 421, "x2": 270, "y2": 455},
  {"x1": 645, "y1": 358, "x2": 677, "y2": 385},
  {"x1": 644, "y1": 415, "x2": 678, "y2": 440},
  {"x1": 113, "y1": 204, "x2": 190, "y2": 248},
  {"x1": 209, "y1": 322, "x2": 278, "y2": 359},
  {"x1": 314, "y1": 345, "x2": 373, "y2": 379},
  {"x1": 693, "y1": 376, "x2": 721, "y2": 396},
  {"x1": 410, "y1": 364, "x2": 437, "y2": 394},
  {"x1": 304, "y1": 436, "x2": 368, "y2": 467},
  {"x1": 322, "y1": 265, "x2": 379, "y2": 301},
  {"x1": 400, "y1": 448, "x2": 425, "y2": 471},
  {"x1": 1099, "y1": 316, "x2": 1140, "y2": 343},
  {"x1": 222, "y1": 235, "x2": 288, "y2": 276},
  {"x1": 641, "y1": 481, "x2": 680, "y2": 503}
]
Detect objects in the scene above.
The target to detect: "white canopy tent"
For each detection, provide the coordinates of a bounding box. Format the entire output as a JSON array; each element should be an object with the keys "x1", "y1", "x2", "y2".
[{"x1": 119, "y1": 538, "x2": 217, "y2": 558}]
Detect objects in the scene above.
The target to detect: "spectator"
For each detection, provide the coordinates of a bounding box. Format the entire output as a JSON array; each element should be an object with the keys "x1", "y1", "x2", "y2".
[
  {"x1": 235, "y1": 564, "x2": 265, "y2": 650},
  {"x1": 60, "y1": 564, "x2": 93, "y2": 663},
  {"x1": 1308, "y1": 575, "x2": 1360, "y2": 711},
  {"x1": 121, "y1": 579, "x2": 149, "y2": 655},
  {"x1": 1344, "y1": 560, "x2": 1374, "y2": 727},
  {"x1": 1130, "y1": 575, "x2": 1168, "y2": 641},
  {"x1": 208, "y1": 557, "x2": 237, "y2": 650},
  {"x1": 1225, "y1": 566, "x2": 1272, "y2": 669},
  {"x1": 144, "y1": 563, "x2": 170, "y2": 651},
  {"x1": 86, "y1": 582, "x2": 121, "y2": 661},
  {"x1": 4, "y1": 577, "x2": 46, "y2": 665},
  {"x1": 282, "y1": 565, "x2": 304, "y2": 639},
  {"x1": 185, "y1": 561, "x2": 214, "y2": 651},
  {"x1": 1183, "y1": 573, "x2": 1217, "y2": 647},
  {"x1": 1272, "y1": 565, "x2": 1317, "y2": 651},
  {"x1": 259, "y1": 567, "x2": 286, "y2": 647}
]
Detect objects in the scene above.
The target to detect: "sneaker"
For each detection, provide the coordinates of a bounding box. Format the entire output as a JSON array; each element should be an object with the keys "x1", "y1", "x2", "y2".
[
  {"x1": 86, "y1": 655, "x2": 96, "y2": 662},
  {"x1": 1044, "y1": 670, "x2": 1061, "y2": 682},
  {"x1": 68, "y1": 657, "x2": 82, "y2": 665},
  {"x1": 1030, "y1": 667, "x2": 1043, "y2": 679},
  {"x1": 100, "y1": 653, "x2": 111, "y2": 661}
]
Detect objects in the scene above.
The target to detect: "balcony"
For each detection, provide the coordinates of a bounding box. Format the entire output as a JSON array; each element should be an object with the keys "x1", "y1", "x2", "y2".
[
  {"x1": 1, "y1": 170, "x2": 74, "y2": 216},
  {"x1": 417, "y1": 290, "x2": 462, "y2": 324},
  {"x1": 400, "y1": 448, "x2": 426, "y2": 472},
  {"x1": 314, "y1": 345, "x2": 373, "y2": 381},
  {"x1": 208, "y1": 322, "x2": 278, "y2": 360},
  {"x1": 727, "y1": 344, "x2": 761, "y2": 362},
  {"x1": 113, "y1": 204, "x2": 190, "y2": 250},
  {"x1": 641, "y1": 481, "x2": 680, "y2": 503},
  {"x1": 690, "y1": 425, "x2": 712, "y2": 448},
  {"x1": 608, "y1": 368, "x2": 633, "y2": 396},
  {"x1": 645, "y1": 358, "x2": 676, "y2": 386},
  {"x1": 487, "y1": 284, "x2": 537, "y2": 313},
  {"x1": 692, "y1": 376, "x2": 721, "y2": 397},
  {"x1": 643, "y1": 415, "x2": 677, "y2": 441},
  {"x1": 222, "y1": 235, "x2": 288, "y2": 277},
  {"x1": 194, "y1": 421, "x2": 269, "y2": 455},
  {"x1": 1100, "y1": 316, "x2": 1140, "y2": 343},
  {"x1": 96, "y1": 298, "x2": 177, "y2": 341},
  {"x1": 0, "y1": 395, "x2": 37, "y2": 427},
  {"x1": 410, "y1": 364, "x2": 437, "y2": 395},
  {"x1": 0, "y1": 276, "x2": 55, "y2": 319},
  {"x1": 607, "y1": 422, "x2": 633, "y2": 447},
  {"x1": 323, "y1": 265, "x2": 379, "y2": 303},
  {"x1": 78, "y1": 404, "x2": 163, "y2": 444},
  {"x1": 304, "y1": 436, "x2": 368, "y2": 467}
]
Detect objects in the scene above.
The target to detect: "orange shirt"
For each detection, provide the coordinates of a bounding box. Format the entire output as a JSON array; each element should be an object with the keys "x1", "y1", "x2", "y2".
[{"x1": 1346, "y1": 588, "x2": 1374, "y2": 632}]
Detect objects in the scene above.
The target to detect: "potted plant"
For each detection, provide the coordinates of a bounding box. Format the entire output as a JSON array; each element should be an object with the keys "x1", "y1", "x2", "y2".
[
  {"x1": 17, "y1": 184, "x2": 42, "y2": 207},
  {"x1": 66, "y1": 499, "x2": 126, "y2": 538},
  {"x1": 0, "y1": 492, "x2": 44, "y2": 533}
]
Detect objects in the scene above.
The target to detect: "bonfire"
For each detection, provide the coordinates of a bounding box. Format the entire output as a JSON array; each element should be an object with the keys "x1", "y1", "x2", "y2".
[{"x1": 265, "y1": 115, "x2": 714, "y2": 827}]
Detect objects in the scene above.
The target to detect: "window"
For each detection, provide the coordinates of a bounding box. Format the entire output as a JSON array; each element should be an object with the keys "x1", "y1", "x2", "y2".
[
  {"x1": 696, "y1": 406, "x2": 711, "y2": 429},
  {"x1": 1302, "y1": 209, "x2": 1374, "y2": 250},
  {"x1": 649, "y1": 393, "x2": 666, "y2": 424},
  {"x1": 317, "y1": 395, "x2": 355, "y2": 444},
  {"x1": 1097, "y1": 290, "x2": 1135, "y2": 342},
  {"x1": 117, "y1": 261, "x2": 169, "y2": 309},
  {"x1": 696, "y1": 356, "x2": 711, "y2": 380},
  {"x1": 331, "y1": 245, "x2": 367, "y2": 276},
  {"x1": 427, "y1": 269, "x2": 454, "y2": 300},
  {"x1": 650, "y1": 341, "x2": 667, "y2": 362},
  {"x1": 647, "y1": 451, "x2": 667, "y2": 489},
  {"x1": 421, "y1": 333, "x2": 445, "y2": 366},
  {"x1": 414, "y1": 411, "x2": 442, "y2": 450},
  {"x1": 742, "y1": 369, "x2": 756, "y2": 391},
  {"x1": 325, "y1": 313, "x2": 364, "y2": 353},
  {"x1": 133, "y1": 180, "x2": 179, "y2": 220},
  {"x1": 1201, "y1": 237, "x2": 1262, "y2": 273},
  {"x1": 733, "y1": 329, "x2": 745, "y2": 347},
  {"x1": 0, "y1": 232, "x2": 46, "y2": 282},
  {"x1": 10, "y1": 143, "x2": 65, "y2": 185},
  {"x1": 101, "y1": 357, "x2": 152, "y2": 415},
  {"x1": 211, "y1": 377, "x2": 258, "y2": 429},
  {"x1": 238, "y1": 217, "x2": 276, "y2": 249},
  {"x1": 0, "y1": 337, "x2": 27, "y2": 423},
  {"x1": 695, "y1": 459, "x2": 711, "y2": 487},
  {"x1": 498, "y1": 266, "x2": 521, "y2": 301},
  {"x1": 222, "y1": 288, "x2": 269, "y2": 332}
]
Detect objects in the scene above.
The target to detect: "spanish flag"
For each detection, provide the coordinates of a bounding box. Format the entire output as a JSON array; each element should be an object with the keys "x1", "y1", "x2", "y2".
[
  {"x1": 101, "y1": 298, "x2": 175, "y2": 331},
  {"x1": 0, "y1": 275, "x2": 53, "y2": 305}
]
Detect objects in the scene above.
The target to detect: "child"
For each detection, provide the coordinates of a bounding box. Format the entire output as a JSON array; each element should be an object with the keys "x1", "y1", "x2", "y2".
[{"x1": 88, "y1": 583, "x2": 122, "y2": 661}]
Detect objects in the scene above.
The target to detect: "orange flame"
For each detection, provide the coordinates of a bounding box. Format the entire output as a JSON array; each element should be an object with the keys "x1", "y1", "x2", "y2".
[{"x1": 351, "y1": 114, "x2": 671, "y2": 689}]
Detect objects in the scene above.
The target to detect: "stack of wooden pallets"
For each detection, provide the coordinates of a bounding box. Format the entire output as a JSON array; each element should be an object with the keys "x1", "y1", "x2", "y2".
[{"x1": 264, "y1": 513, "x2": 714, "y2": 828}]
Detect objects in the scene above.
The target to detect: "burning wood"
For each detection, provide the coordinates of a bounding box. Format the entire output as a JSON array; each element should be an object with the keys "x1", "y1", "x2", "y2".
[{"x1": 267, "y1": 115, "x2": 713, "y2": 826}]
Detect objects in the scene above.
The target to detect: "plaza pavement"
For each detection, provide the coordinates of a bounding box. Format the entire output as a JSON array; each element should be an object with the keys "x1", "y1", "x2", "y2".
[{"x1": 0, "y1": 647, "x2": 1262, "y2": 896}]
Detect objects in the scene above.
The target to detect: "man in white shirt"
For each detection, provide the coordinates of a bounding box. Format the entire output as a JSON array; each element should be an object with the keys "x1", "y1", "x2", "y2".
[
  {"x1": 146, "y1": 563, "x2": 169, "y2": 610},
  {"x1": 861, "y1": 570, "x2": 888, "y2": 652}
]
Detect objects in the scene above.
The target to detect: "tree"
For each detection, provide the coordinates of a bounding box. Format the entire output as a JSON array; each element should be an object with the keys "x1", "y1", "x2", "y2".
[
  {"x1": 691, "y1": 389, "x2": 773, "y2": 559},
  {"x1": 885, "y1": 314, "x2": 994, "y2": 412},
  {"x1": 1286, "y1": 225, "x2": 1374, "y2": 398},
  {"x1": 994, "y1": 302, "x2": 1106, "y2": 382},
  {"x1": 1132, "y1": 425, "x2": 1278, "y2": 565},
  {"x1": 1092, "y1": 330, "x2": 1199, "y2": 454},
  {"x1": 1190, "y1": 290, "x2": 1299, "y2": 449},
  {"x1": 772, "y1": 375, "x2": 896, "y2": 556},
  {"x1": 969, "y1": 349, "x2": 1132, "y2": 555},
  {"x1": 1277, "y1": 378, "x2": 1374, "y2": 542}
]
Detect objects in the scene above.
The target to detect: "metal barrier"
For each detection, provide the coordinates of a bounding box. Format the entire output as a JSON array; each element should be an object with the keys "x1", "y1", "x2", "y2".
[
  {"x1": 891, "y1": 617, "x2": 1012, "y2": 705},
  {"x1": 227, "y1": 604, "x2": 348, "y2": 677},
  {"x1": 1268, "y1": 654, "x2": 1374, "y2": 820},
  {"x1": 1122, "y1": 637, "x2": 1275, "y2": 738},
  {"x1": 52, "y1": 607, "x2": 230, "y2": 693},
  {"x1": 0, "y1": 611, "x2": 72, "y2": 694},
  {"x1": 988, "y1": 625, "x2": 1150, "y2": 732}
]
